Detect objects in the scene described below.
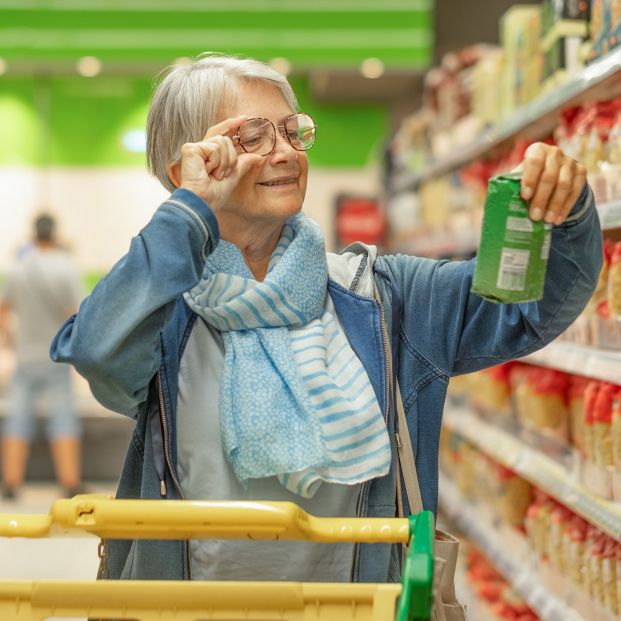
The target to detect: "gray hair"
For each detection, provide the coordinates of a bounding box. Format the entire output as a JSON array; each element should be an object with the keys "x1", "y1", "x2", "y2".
[{"x1": 147, "y1": 53, "x2": 298, "y2": 192}]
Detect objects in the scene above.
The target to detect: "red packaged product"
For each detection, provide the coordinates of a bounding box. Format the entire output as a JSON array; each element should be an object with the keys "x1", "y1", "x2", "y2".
[
  {"x1": 609, "y1": 241, "x2": 621, "y2": 319},
  {"x1": 583, "y1": 381, "x2": 601, "y2": 462},
  {"x1": 593, "y1": 383, "x2": 618, "y2": 467},
  {"x1": 568, "y1": 375, "x2": 589, "y2": 453},
  {"x1": 528, "y1": 369, "x2": 570, "y2": 441}
]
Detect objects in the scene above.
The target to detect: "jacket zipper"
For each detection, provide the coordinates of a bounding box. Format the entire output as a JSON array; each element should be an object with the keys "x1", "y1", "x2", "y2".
[
  {"x1": 156, "y1": 371, "x2": 193, "y2": 580},
  {"x1": 349, "y1": 293, "x2": 392, "y2": 582}
]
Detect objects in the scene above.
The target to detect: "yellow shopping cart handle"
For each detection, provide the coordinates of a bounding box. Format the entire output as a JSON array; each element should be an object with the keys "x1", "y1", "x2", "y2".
[
  {"x1": 0, "y1": 494, "x2": 413, "y2": 542},
  {"x1": 0, "y1": 496, "x2": 435, "y2": 621}
]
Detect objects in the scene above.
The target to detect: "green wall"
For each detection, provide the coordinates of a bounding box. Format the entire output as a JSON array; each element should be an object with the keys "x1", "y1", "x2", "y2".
[{"x1": 0, "y1": 75, "x2": 386, "y2": 168}]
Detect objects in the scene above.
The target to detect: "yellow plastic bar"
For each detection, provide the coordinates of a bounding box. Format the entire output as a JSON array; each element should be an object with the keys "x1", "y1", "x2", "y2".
[
  {"x1": 0, "y1": 495, "x2": 411, "y2": 543},
  {"x1": 0, "y1": 579, "x2": 402, "y2": 620}
]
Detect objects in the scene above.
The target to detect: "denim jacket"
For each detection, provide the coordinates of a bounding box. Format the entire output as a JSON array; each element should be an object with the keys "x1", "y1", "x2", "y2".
[{"x1": 51, "y1": 185, "x2": 601, "y2": 583}]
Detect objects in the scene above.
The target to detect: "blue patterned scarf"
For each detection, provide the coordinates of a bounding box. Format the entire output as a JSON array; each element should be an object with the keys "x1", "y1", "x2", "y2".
[{"x1": 184, "y1": 213, "x2": 390, "y2": 497}]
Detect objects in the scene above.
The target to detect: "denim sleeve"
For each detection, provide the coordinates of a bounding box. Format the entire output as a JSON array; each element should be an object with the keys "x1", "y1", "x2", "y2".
[
  {"x1": 383, "y1": 184, "x2": 602, "y2": 376},
  {"x1": 50, "y1": 188, "x2": 219, "y2": 417}
]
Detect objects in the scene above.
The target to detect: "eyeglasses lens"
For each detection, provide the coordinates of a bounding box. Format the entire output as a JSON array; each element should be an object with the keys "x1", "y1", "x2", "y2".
[
  {"x1": 237, "y1": 119, "x2": 276, "y2": 156},
  {"x1": 285, "y1": 114, "x2": 316, "y2": 151}
]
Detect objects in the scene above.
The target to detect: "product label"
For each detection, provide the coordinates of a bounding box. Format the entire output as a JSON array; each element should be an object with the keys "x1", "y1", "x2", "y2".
[{"x1": 496, "y1": 248, "x2": 530, "y2": 291}]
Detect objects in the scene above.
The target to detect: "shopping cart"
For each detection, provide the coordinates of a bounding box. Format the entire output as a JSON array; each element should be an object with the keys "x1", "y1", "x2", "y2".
[{"x1": 0, "y1": 496, "x2": 435, "y2": 620}]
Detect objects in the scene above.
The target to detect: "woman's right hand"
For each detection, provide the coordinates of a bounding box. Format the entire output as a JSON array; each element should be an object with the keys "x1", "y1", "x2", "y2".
[{"x1": 167, "y1": 116, "x2": 263, "y2": 212}]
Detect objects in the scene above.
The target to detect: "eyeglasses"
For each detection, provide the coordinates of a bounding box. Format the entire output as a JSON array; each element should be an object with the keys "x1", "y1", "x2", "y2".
[{"x1": 232, "y1": 113, "x2": 317, "y2": 157}]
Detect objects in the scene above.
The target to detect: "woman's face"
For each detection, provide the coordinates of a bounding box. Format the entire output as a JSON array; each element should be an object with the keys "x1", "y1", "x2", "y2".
[{"x1": 222, "y1": 80, "x2": 309, "y2": 227}]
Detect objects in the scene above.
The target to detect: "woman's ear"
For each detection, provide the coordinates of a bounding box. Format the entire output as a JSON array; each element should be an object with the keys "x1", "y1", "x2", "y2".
[{"x1": 167, "y1": 160, "x2": 181, "y2": 188}]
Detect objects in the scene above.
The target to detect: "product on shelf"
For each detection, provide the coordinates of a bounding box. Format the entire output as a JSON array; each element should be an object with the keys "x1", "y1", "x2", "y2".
[
  {"x1": 609, "y1": 241, "x2": 621, "y2": 319},
  {"x1": 495, "y1": 463, "x2": 534, "y2": 529},
  {"x1": 593, "y1": 382, "x2": 617, "y2": 467},
  {"x1": 569, "y1": 374, "x2": 589, "y2": 454},
  {"x1": 591, "y1": 0, "x2": 613, "y2": 60},
  {"x1": 471, "y1": 362, "x2": 513, "y2": 416},
  {"x1": 527, "y1": 369, "x2": 570, "y2": 441},
  {"x1": 465, "y1": 546, "x2": 540, "y2": 621},
  {"x1": 500, "y1": 5, "x2": 542, "y2": 115}
]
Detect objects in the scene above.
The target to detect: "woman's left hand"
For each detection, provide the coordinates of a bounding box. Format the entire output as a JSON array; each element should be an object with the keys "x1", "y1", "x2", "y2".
[{"x1": 515, "y1": 142, "x2": 587, "y2": 226}]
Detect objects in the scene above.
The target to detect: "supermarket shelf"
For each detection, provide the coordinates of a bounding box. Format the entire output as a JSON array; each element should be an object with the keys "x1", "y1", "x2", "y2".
[
  {"x1": 598, "y1": 199, "x2": 621, "y2": 230},
  {"x1": 524, "y1": 341, "x2": 621, "y2": 384},
  {"x1": 439, "y1": 473, "x2": 585, "y2": 621},
  {"x1": 392, "y1": 47, "x2": 621, "y2": 193},
  {"x1": 443, "y1": 405, "x2": 621, "y2": 541}
]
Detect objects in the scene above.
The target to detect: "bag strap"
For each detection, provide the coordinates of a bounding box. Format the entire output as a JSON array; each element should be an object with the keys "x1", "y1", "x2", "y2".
[
  {"x1": 372, "y1": 281, "x2": 423, "y2": 515},
  {"x1": 395, "y1": 379, "x2": 424, "y2": 514}
]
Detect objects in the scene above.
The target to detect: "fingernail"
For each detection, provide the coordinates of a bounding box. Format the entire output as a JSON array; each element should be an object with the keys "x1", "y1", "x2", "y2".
[
  {"x1": 555, "y1": 215, "x2": 564, "y2": 226},
  {"x1": 544, "y1": 211, "x2": 557, "y2": 224},
  {"x1": 224, "y1": 168, "x2": 231, "y2": 177},
  {"x1": 530, "y1": 207, "x2": 542, "y2": 220},
  {"x1": 521, "y1": 186, "x2": 533, "y2": 200}
]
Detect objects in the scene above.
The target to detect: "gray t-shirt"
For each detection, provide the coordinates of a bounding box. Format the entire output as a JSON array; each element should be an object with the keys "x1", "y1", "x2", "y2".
[
  {"x1": 3, "y1": 248, "x2": 83, "y2": 364},
  {"x1": 177, "y1": 296, "x2": 361, "y2": 582}
]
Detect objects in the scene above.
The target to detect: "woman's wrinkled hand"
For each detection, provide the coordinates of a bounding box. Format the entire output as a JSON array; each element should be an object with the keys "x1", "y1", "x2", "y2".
[
  {"x1": 167, "y1": 115, "x2": 263, "y2": 212},
  {"x1": 514, "y1": 142, "x2": 587, "y2": 226}
]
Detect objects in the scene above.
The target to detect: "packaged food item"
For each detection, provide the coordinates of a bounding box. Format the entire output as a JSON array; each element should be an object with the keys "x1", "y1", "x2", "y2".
[
  {"x1": 509, "y1": 362, "x2": 531, "y2": 422},
  {"x1": 593, "y1": 382, "x2": 617, "y2": 467},
  {"x1": 528, "y1": 369, "x2": 570, "y2": 441},
  {"x1": 616, "y1": 542, "x2": 621, "y2": 615},
  {"x1": 602, "y1": 536, "x2": 619, "y2": 614},
  {"x1": 613, "y1": 393, "x2": 621, "y2": 468},
  {"x1": 583, "y1": 381, "x2": 601, "y2": 462},
  {"x1": 609, "y1": 241, "x2": 621, "y2": 319},
  {"x1": 588, "y1": 528, "x2": 607, "y2": 605},
  {"x1": 611, "y1": 0, "x2": 621, "y2": 51},
  {"x1": 587, "y1": 239, "x2": 613, "y2": 317},
  {"x1": 591, "y1": 0, "x2": 613, "y2": 59},
  {"x1": 564, "y1": 514, "x2": 588, "y2": 586},
  {"x1": 500, "y1": 5, "x2": 542, "y2": 114},
  {"x1": 496, "y1": 465, "x2": 533, "y2": 528},
  {"x1": 480, "y1": 363, "x2": 513, "y2": 415},
  {"x1": 569, "y1": 375, "x2": 589, "y2": 453},
  {"x1": 472, "y1": 173, "x2": 552, "y2": 303},
  {"x1": 549, "y1": 503, "x2": 571, "y2": 572}
]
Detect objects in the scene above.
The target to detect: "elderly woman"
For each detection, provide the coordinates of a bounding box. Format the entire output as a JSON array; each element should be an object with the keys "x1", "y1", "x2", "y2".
[{"x1": 52, "y1": 54, "x2": 601, "y2": 583}]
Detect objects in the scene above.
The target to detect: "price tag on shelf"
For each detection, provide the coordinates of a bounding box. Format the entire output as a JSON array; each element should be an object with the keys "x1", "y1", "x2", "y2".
[
  {"x1": 598, "y1": 201, "x2": 621, "y2": 230},
  {"x1": 584, "y1": 354, "x2": 621, "y2": 384}
]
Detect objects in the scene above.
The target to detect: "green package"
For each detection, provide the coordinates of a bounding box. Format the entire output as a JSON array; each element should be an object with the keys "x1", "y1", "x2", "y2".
[{"x1": 471, "y1": 172, "x2": 552, "y2": 303}]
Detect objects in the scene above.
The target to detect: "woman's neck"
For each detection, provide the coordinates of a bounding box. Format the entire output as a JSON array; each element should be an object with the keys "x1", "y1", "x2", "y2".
[{"x1": 221, "y1": 222, "x2": 285, "y2": 281}]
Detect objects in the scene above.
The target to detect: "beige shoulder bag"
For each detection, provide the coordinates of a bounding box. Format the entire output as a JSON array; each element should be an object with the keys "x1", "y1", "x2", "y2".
[{"x1": 393, "y1": 380, "x2": 468, "y2": 621}]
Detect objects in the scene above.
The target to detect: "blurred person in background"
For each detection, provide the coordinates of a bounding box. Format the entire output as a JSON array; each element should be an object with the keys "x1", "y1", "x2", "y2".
[
  {"x1": 1, "y1": 214, "x2": 84, "y2": 500},
  {"x1": 52, "y1": 54, "x2": 600, "y2": 583}
]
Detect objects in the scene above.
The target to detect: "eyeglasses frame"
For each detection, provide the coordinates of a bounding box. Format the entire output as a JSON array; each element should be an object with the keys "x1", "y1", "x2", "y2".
[{"x1": 231, "y1": 113, "x2": 317, "y2": 156}]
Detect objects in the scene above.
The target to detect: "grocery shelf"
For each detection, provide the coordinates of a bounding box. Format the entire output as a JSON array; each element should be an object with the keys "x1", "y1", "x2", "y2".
[
  {"x1": 392, "y1": 47, "x2": 621, "y2": 193},
  {"x1": 524, "y1": 341, "x2": 621, "y2": 384},
  {"x1": 443, "y1": 405, "x2": 621, "y2": 541},
  {"x1": 439, "y1": 473, "x2": 585, "y2": 621}
]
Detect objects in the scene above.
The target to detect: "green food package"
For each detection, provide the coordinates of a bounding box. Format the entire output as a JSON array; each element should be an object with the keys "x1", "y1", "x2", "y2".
[{"x1": 472, "y1": 172, "x2": 552, "y2": 303}]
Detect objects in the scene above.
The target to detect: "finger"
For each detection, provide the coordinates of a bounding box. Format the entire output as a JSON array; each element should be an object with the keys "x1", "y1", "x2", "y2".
[
  {"x1": 555, "y1": 163, "x2": 587, "y2": 225},
  {"x1": 529, "y1": 147, "x2": 563, "y2": 223},
  {"x1": 223, "y1": 137, "x2": 238, "y2": 177},
  {"x1": 545, "y1": 159, "x2": 574, "y2": 224},
  {"x1": 520, "y1": 142, "x2": 548, "y2": 206},
  {"x1": 204, "y1": 115, "x2": 248, "y2": 141},
  {"x1": 235, "y1": 152, "x2": 264, "y2": 177},
  {"x1": 209, "y1": 136, "x2": 233, "y2": 180}
]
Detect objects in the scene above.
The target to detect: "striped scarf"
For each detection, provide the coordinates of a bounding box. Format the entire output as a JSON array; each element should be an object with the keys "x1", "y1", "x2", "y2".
[{"x1": 183, "y1": 213, "x2": 391, "y2": 498}]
